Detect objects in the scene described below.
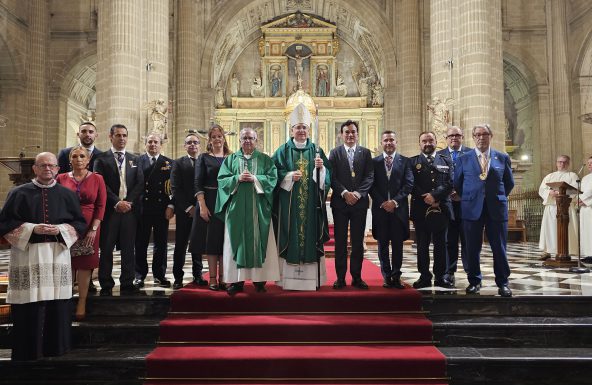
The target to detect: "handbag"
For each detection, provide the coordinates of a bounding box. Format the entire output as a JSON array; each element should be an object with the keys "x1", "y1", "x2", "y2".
[{"x1": 70, "y1": 239, "x2": 94, "y2": 257}]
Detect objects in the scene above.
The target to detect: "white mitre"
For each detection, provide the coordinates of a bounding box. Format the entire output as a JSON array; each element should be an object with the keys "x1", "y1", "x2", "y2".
[{"x1": 289, "y1": 103, "x2": 312, "y2": 128}]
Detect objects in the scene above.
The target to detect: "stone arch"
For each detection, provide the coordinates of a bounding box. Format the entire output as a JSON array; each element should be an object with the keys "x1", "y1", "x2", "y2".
[
  {"x1": 503, "y1": 52, "x2": 541, "y2": 186},
  {"x1": 201, "y1": 0, "x2": 396, "y2": 101},
  {"x1": 57, "y1": 51, "x2": 97, "y2": 148},
  {"x1": 573, "y1": 26, "x2": 592, "y2": 160},
  {"x1": 0, "y1": 34, "x2": 25, "y2": 85}
]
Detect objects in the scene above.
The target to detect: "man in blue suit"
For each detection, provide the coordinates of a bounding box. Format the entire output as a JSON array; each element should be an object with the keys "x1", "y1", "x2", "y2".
[
  {"x1": 453, "y1": 123, "x2": 514, "y2": 297},
  {"x1": 370, "y1": 130, "x2": 414, "y2": 289},
  {"x1": 436, "y1": 126, "x2": 473, "y2": 285}
]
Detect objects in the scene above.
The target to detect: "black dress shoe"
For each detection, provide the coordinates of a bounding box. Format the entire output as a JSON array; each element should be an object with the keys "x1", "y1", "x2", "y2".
[
  {"x1": 99, "y1": 288, "x2": 112, "y2": 297},
  {"x1": 154, "y1": 277, "x2": 171, "y2": 288},
  {"x1": 390, "y1": 277, "x2": 405, "y2": 289},
  {"x1": 120, "y1": 284, "x2": 141, "y2": 294},
  {"x1": 254, "y1": 281, "x2": 267, "y2": 293},
  {"x1": 332, "y1": 279, "x2": 346, "y2": 289},
  {"x1": 209, "y1": 283, "x2": 219, "y2": 291},
  {"x1": 383, "y1": 277, "x2": 393, "y2": 288},
  {"x1": 582, "y1": 256, "x2": 592, "y2": 264},
  {"x1": 88, "y1": 280, "x2": 97, "y2": 293},
  {"x1": 134, "y1": 278, "x2": 145, "y2": 288},
  {"x1": 465, "y1": 283, "x2": 481, "y2": 294},
  {"x1": 412, "y1": 279, "x2": 431, "y2": 289},
  {"x1": 193, "y1": 276, "x2": 208, "y2": 286},
  {"x1": 498, "y1": 285, "x2": 512, "y2": 297},
  {"x1": 351, "y1": 279, "x2": 369, "y2": 290},
  {"x1": 445, "y1": 273, "x2": 455, "y2": 285},
  {"x1": 172, "y1": 281, "x2": 183, "y2": 290},
  {"x1": 227, "y1": 282, "x2": 244, "y2": 296},
  {"x1": 434, "y1": 279, "x2": 455, "y2": 289}
]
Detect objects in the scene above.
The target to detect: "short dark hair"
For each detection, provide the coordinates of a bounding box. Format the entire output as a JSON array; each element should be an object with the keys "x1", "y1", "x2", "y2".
[
  {"x1": 109, "y1": 124, "x2": 127, "y2": 136},
  {"x1": 79, "y1": 121, "x2": 96, "y2": 130},
  {"x1": 419, "y1": 131, "x2": 437, "y2": 141},
  {"x1": 340, "y1": 120, "x2": 359, "y2": 133},
  {"x1": 381, "y1": 130, "x2": 396, "y2": 137}
]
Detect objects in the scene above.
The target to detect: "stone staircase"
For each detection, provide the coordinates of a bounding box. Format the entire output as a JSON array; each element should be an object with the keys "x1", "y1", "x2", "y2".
[{"x1": 0, "y1": 292, "x2": 591, "y2": 384}]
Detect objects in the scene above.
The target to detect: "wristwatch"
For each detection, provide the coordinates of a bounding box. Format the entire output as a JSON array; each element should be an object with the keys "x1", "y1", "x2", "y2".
[{"x1": 91, "y1": 225, "x2": 98, "y2": 231}]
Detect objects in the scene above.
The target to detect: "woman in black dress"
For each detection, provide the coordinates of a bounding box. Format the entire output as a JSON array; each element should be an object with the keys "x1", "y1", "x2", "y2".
[{"x1": 192, "y1": 124, "x2": 231, "y2": 290}]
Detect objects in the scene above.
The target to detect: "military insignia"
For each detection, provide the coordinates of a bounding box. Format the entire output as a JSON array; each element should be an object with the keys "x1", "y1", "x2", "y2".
[
  {"x1": 416, "y1": 164, "x2": 422, "y2": 170},
  {"x1": 161, "y1": 160, "x2": 172, "y2": 170}
]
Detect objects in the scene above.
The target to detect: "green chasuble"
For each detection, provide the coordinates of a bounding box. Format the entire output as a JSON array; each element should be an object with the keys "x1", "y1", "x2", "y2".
[
  {"x1": 272, "y1": 139, "x2": 331, "y2": 265},
  {"x1": 215, "y1": 149, "x2": 278, "y2": 269}
]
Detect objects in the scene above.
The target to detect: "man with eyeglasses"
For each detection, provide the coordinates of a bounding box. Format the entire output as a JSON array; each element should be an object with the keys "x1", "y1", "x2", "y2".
[
  {"x1": 0, "y1": 152, "x2": 86, "y2": 360},
  {"x1": 170, "y1": 132, "x2": 208, "y2": 290},
  {"x1": 436, "y1": 126, "x2": 473, "y2": 285},
  {"x1": 453, "y1": 124, "x2": 514, "y2": 297},
  {"x1": 215, "y1": 127, "x2": 279, "y2": 295},
  {"x1": 538, "y1": 155, "x2": 579, "y2": 260}
]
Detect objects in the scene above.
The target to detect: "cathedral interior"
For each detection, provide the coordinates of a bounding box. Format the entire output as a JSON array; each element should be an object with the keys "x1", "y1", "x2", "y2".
[{"x1": 1, "y1": 1, "x2": 592, "y2": 384}]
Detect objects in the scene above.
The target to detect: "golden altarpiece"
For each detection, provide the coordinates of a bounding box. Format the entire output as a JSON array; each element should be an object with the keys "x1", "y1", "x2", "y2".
[{"x1": 214, "y1": 12, "x2": 383, "y2": 154}]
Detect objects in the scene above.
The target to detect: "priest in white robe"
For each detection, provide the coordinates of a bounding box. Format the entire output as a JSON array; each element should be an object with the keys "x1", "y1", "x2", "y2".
[
  {"x1": 0, "y1": 152, "x2": 86, "y2": 361},
  {"x1": 538, "y1": 155, "x2": 579, "y2": 258},
  {"x1": 580, "y1": 157, "x2": 592, "y2": 261}
]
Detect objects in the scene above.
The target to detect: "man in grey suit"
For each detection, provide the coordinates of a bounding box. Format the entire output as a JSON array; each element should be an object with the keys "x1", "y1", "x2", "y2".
[
  {"x1": 329, "y1": 120, "x2": 374, "y2": 289},
  {"x1": 93, "y1": 124, "x2": 144, "y2": 296},
  {"x1": 436, "y1": 125, "x2": 473, "y2": 285}
]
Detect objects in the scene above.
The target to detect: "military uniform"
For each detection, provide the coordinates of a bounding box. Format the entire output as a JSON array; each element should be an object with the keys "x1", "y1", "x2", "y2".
[{"x1": 409, "y1": 152, "x2": 453, "y2": 287}]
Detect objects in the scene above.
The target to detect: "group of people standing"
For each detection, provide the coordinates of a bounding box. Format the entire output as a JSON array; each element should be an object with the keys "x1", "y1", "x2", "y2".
[{"x1": 0, "y1": 104, "x2": 519, "y2": 361}]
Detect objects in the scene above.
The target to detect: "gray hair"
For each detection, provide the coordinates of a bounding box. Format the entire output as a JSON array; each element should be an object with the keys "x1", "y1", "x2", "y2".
[
  {"x1": 144, "y1": 132, "x2": 163, "y2": 144},
  {"x1": 472, "y1": 123, "x2": 493, "y2": 136},
  {"x1": 239, "y1": 127, "x2": 257, "y2": 140}
]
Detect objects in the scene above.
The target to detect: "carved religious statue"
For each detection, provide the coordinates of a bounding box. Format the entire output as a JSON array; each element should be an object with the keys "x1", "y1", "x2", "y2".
[
  {"x1": 270, "y1": 68, "x2": 282, "y2": 97},
  {"x1": 215, "y1": 84, "x2": 225, "y2": 108},
  {"x1": 334, "y1": 74, "x2": 347, "y2": 97},
  {"x1": 230, "y1": 73, "x2": 240, "y2": 97},
  {"x1": 144, "y1": 99, "x2": 169, "y2": 135},
  {"x1": 316, "y1": 67, "x2": 329, "y2": 97},
  {"x1": 285, "y1": 52, "x2": 312, "y2": 88},
  {"x1": 371, "y1": 82, "x2": 383, "y2": 107},
  {"x1": 250, "y1": 75, "x2": 264, "y2": 97},
  {"x1": 427, "y1": 97, "x2": 454, "y2": 142}
]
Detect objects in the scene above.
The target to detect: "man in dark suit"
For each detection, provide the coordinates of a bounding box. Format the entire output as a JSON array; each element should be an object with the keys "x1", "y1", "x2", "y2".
[
  {"x1": 454, "y1": 123, "x2": 514, "y2": 297},
  {"x1": 369, "y1": 130, "x2": 413, "y2": 289},
  {"x1": 57, "y1": 121, "x2": 103, "y2": 292},
  {"x1": 436, "y1": 125, "x2": 473, "y2": 285},
  {"x1": 170, "y1": 133, "x2": 207, "y2": 290},
  {"x1": 93, "y1": 124, "x2": 144, "y2": 296},
  {"x1": 58, "y1": 121, "x2": 103, "y2": 173},
  {"x1": 329, "y1": 120, "x2": 374, "y2": 289},
  {"x1": 134, "y1": 133, "x2": 174, "y2": 288},
  {"x1": 409, "y1": 131, "x2": 454, "y2": 289}
]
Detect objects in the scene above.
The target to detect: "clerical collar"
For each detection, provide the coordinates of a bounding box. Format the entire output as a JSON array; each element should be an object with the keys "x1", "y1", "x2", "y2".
[
  {"x1": 383, "y1": 151, "x2": 396, "y2": 158},
  {"x1": 111, "y1": 147, "x2": 126, "y2": 155},
  {"x1": 293, "y1": 139, "x2": 307, "y2": 149},
  {"x1": 32, "y1": 178, "x2": 56, "y2": 188}
]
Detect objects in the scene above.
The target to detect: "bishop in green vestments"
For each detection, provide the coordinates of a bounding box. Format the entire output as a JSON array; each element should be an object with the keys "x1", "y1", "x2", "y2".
[
  {"x1": 272, "y1": 103, "x2": 331, "y2": 290},
  {"x1": 215, "y1": 127, "x2": 280, "y2": 295}
]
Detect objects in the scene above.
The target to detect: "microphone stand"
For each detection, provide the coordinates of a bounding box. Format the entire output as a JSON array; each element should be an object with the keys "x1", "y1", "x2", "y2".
[
  {"x1": 315, "y1": 104, "x2": 321, "y2": 290},
  {"x1": 570, "y1": 164, "x2": 589, "y2": 273}
]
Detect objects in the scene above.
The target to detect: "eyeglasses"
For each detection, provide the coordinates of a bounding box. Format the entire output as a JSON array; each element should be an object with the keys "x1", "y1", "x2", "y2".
[
  {"x1": 240, "y1": 137, "x2": 256, "y2": 141},
  {"x1": 185, "y1": 141, "x2": 200, "y2": 145},
  {"x1": 35, "y1": 164, "x2": 59, "y2": 169},
  {"x1": 447, "y1": 134, "x2": 462, "y2": 138},
  {"x1": 473, "y1": 133, "x2": 491, "y2": 138}
]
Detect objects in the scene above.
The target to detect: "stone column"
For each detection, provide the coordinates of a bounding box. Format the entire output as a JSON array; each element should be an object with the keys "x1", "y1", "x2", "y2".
[
  {"x1": 547, "y1": 0, "x2": 573, "y2": 159},
  {"x1": 96, "y1": 0, "x2": 143, "y2": 152},
  {"x1": 398, "y1": 0, "x2": 422, "y2": 155},
  {"x1": 27, "y1": 0, "x2": 49, "y2": 150},
  {"x1": 175, "y1": 0, "x2": 200, "y2": 155},
  {"x1": 144, "y1": 0, "x2": 169, "y2": 149}
]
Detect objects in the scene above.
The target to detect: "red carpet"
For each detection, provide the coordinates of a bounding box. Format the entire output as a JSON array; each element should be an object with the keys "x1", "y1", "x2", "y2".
[{"x1": 145, "y1": 259, "x2": 447, "y2": 385}]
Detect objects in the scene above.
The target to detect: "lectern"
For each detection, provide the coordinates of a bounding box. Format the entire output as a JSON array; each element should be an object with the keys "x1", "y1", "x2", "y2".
[{"x1": 543, "y1": 181, "x2": 580, "y2": 267}]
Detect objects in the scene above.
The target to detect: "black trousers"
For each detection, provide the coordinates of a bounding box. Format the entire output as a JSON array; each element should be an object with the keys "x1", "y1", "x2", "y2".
[
  {"x1": 173, "y1": 211, "x2": 203, "y2": 282},
  {"x1": 446, "y1": 216, "x2": 467, "y2": 276},
  {"x1": 99, "y1": 211, "x2": 137, "y2": 289},
  {"x1": 414, "y1": 220, "x2": 448, "y2": 282},
  {"x1": 332, "y1": 206, "x2": 367, "y2": 281},
  {"x1": 135, "y1": 211, "x2": 169, "y2": 280},
  {"x1": 11, "y1": 300, "x2": 71, "y2": 361},
  {"x1": 376, "y1": 214, "x2": 406, "y2": 280}
]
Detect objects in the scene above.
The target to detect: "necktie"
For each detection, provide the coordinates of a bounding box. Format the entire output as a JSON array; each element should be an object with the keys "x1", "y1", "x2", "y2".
[
  {"x1": 427, "y1": 155, "x2": 433, "y2": 164},
  {"x1": 115, "y1": 152, "x2": 124, "y2": 166},
  {"x1": 385, "y1": 155, "x2": 393, "y2": 171},
  {"x1": 452, "y1": 150, "x2": 458, "y2": 162},
  {"x1": 190, "y1": 157, "x2": 195, "y2": 167},
  {"x1": 151, "y1": 156, "x2": 156, "y2": 166},
  {"x1": 347, "y1": 148, "x2": 354, "y2": 165}
]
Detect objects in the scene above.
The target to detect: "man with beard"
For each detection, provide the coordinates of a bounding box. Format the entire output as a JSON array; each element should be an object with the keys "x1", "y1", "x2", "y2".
[
  {"x1": 409, "y1": 132, "x2": 454, "y2": 289},
  {"x1": 58, "y1": 121, "x2": 103, "y2": 173}
]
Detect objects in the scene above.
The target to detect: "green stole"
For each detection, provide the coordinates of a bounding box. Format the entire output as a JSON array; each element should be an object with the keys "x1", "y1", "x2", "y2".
[
  {"x1": 215, "y1": 149, "x2": 277, "y2": 269},
  {"x1": 272, "y1": 139, "x2": 331, "y2": 265}
]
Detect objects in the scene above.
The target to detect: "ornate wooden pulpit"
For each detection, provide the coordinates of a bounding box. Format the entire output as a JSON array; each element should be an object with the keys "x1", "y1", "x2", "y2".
[
  {"x1": 0, "y1": 156, "x2": 35, "y2": 186},
  {"x1": 543, "y1": 181, "x2": 580, "y2": 267}
]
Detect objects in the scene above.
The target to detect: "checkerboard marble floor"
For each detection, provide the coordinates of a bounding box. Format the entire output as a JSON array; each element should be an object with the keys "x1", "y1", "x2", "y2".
[{"x1": 1, "y1": 241, "x2": 592, "y2": 299}]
